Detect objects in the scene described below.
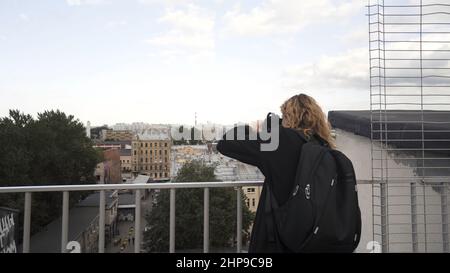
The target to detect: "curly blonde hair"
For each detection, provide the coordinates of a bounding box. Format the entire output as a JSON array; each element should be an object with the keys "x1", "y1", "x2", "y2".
[{"x1": 280, "y1": 94, "x2": 336, "y2": 149}]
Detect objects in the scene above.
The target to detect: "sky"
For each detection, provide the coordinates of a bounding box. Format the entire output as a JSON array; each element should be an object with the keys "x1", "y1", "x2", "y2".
[{"x1": 0, "y1": 0, "x2": 369, "y2": 126}]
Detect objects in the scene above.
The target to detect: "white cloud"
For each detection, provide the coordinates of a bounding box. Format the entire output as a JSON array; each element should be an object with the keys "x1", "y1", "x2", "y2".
[
  {"x1": 19, "y1": 13, "x2": 30, "y2": 22},
  {"x1": 105, "y1": 20, "x2": 128, "y2": 29},
  {"x1": 138, "y1": 0, "x2": 193, "y2": 5},
  {"x1": 340, "y1": 26, "x2": 367, "y2": 46},
  {"x1": 0, "y1": 35, "x2": 6, "y2": 41},
  {"x1": 283, "y1": 47, "x2": 368, "y2": 91},
  {"x1": 66, "y1": 0, "x2": 106, "y2": 6},
  {"x1": 281, "y1": 47, "x2": 370, "y2": 111},
  {"x1": 223, "y1": 0, "x2": 361, "y2": 37},
  {"x1": 146, "y1": 4, "x2": 215, "y2": 62},
  {"x1": 158, "y1": 5, "x2": 214, "y2": 33}
]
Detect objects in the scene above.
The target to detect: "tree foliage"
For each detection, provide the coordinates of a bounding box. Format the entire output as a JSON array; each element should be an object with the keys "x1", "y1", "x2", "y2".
[
  {"x1": 143, "y1": 160, "x2": 254, "y2": 252},
  {"x1": 0, "y1": 109, "x2": 102, "y2": 237}
]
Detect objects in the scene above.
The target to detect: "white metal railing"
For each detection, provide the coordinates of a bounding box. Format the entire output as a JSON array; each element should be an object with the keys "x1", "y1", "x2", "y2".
[{"x1": 0, "y1": 180, "x2": 373, "y2": 253}]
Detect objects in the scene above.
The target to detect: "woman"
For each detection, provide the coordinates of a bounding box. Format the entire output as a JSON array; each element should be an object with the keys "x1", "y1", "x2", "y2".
[{"x1": 217, "y1": 93, "x2": 335, "y2": 252}]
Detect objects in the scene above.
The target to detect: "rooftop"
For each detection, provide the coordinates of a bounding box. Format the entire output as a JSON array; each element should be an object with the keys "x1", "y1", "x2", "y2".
[
  {"x1": 27, "y1": 206, "x2": 99, "y2": 253},
  {"x1": 328, "y1": 110, "x2": 450, "y2": 155},
  {"x1": 119, "y1": 149, "x2": 132, "y2": 157},
  {"x1": 23, "y1": 191, "x2": 118, "y2": 253}
]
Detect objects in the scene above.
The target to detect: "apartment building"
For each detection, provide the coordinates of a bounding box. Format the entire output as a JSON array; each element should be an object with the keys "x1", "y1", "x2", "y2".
[
  {"x1": 101, "y1": 129, "x2": 133, "y2": 141},
  {"x1": 243, "y1": 186, "x2": 263, "y2": 213},
  {"x1": 132, "y1": 136, "x2": 171, "y2": 180}
]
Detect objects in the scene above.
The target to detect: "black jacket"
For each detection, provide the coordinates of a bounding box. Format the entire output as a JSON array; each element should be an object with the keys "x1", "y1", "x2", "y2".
[{"x1": 217, "y1": 124, "x2": 306, "y2": 252}]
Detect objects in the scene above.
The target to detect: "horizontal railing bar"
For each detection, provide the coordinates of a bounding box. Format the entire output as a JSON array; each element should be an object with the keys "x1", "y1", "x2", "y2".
[
  {"x1": 366, "y1": 4, "x2": 450, "y2": 8},
  {"x1": 374, "y1": 213, "x2": 450, "y2": 217},
  {"x1": 0, "y1": 181, "x2": 264, "y2": 193},
  {"x1": 372, "y1": 139, "x2": 450, "y2": 142},
  {"x1": 0, "y1": 179, "x2": 430, "y2": 193},
  {"x1": 372, "y1": 158, "x2": 450, "y2": 160},
  {"x1": 383, "y1": 23, "x2": 450, "y2": 25},
  {"x1": 372, "y1": 40, "x2": 450, "y2": 43},
  {"x1": 374, "y1": 195, "x2": 448, "y2": 199},
  {"x1": 371, "y1": 76, "x2": 450, "y2": 78},
  {"x1": 370, "y1": 49, "x2": 450, "y2": 52},
  {"x1": 371, "y1": 102, "x2": 450, "y2": 105},
  {"x1": 372, "y1": 130, "x2": 450, "y2": 133},
  {"x1": 371, "y1": 121, "x2": 450, "y2": 124},
  {"x1": 372, "y1": 148, "x2": 450, "y2": 151},
  {"x1": 372, "y1": 166, "x2": 450, "y2": 169},
  {"x1": 376, "y1": 222, "x2": 447, "y2": 225},
  {"x1": 371, "y1": 32, "x2": 450, "y2": 35},
  {"x1": 370, "y1": 179, "x2": 450, "y2": 183},
  {"x1": 368, "y1": 12, "x2": 450, "y2": 17},
  {"x1": 370, "y1": 110, "x2": 450, "y2": 114},
  {"x1": 371, "y1": 86, "x2": 450, "y2": 89},
  {"x1": 371, "y1": 67, "x2": 450, "y2": 70}
]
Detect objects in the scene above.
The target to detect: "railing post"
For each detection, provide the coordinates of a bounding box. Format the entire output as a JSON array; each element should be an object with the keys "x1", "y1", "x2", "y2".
[
  {"x1": 135, "y1": 189, "x2": 141, "y2": 253},
  {"x1": 22, "y1": 192, "x2": 32, "y2": 253},
  {"x1": 61, "y1": 191, "x2": 69, "y2": 253},
  {"x1": 99, "y1": 190, "x2": 105, "y2": 253},
  {"x1": 203, "y1": 188, "x2": 209, "y2": 253},
  {"x1": 440, "y1": 183, "x2": 449, "y2": 253},
  {"x1": 410, "y1": 182, "x2": 419, "y2": 252},
  {"x1": 170, "y1": 188, "x2": 176, "y2": 253},
  {"x1": 236, "y1": 187, "x2": 242, "y2": 253},
  {"x1": 380, "y1": 182, "x2": 388, "y2": 253}
]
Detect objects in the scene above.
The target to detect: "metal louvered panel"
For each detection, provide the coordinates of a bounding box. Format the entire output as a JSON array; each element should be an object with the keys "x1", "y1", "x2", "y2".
[{"x1": 368, "y1": 0, "x2": 450, "y2": 253}]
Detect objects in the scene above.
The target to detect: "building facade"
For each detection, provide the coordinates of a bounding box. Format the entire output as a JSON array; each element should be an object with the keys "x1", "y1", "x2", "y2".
[
  {"x1": 120, "y1": 149, "x2": 132, "y2": 172},
  {"x1": 95, "y1": 149, "x2": 122, "y2": 184},
  {"x1": 132, "y1": 137, "x2": 171, "y2": 180},
  {"x1": 102, "y1": 129, "x2": 133, "y2": 141},
  {"x1": 243, "y1": 186, "x2": 262, "y2": 213}
]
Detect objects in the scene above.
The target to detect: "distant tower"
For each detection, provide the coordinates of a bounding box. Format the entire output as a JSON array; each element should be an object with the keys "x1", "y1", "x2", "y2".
[
  {"x1": 195, "y1": 112, "x2": 197, "y2": 126},
  {"x1": 86, "y1": 121, "x2": 91, "y2": 138}
]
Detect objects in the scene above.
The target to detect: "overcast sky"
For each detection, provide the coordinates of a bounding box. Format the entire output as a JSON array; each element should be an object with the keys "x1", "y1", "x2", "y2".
[{"x1": 0, "y1": 0, "x2": 368, "y2": 126}]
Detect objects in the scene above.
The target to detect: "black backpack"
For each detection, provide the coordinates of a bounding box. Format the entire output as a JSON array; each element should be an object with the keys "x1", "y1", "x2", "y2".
[{"x1": 264, "y1": 130, "x2": 362, "y2": 253}]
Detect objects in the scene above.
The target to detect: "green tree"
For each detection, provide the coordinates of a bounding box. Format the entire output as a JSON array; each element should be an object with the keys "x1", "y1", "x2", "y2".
[
  {"x1": 0, "y1": 110, "x2": 102, "y2": 237},
  {"x1": 143, "y1": 160, "x2": 254, "y2": 252}
]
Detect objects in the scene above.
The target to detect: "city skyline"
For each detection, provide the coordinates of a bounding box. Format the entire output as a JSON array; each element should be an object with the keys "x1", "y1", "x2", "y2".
[{"x1": 0, "y1": 0, "x2": 368, "y2": 126}]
